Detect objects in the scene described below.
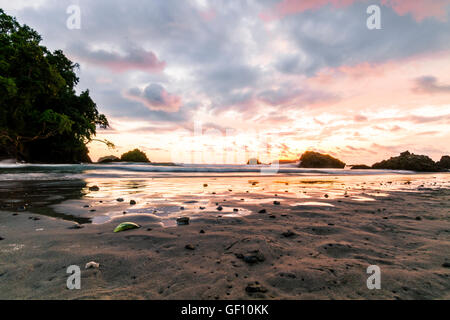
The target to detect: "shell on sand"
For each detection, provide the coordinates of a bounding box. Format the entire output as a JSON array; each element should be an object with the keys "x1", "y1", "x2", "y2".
[{"x1": 85, "y1": 261, "x2": 100, "y2": 269}]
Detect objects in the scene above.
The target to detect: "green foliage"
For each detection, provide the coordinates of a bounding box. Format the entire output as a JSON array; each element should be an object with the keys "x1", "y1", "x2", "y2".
[
  {"x1": 0, "y1": 9, "x2": 110, "y2": 162},
  {"x1": 120, "y1": 149, "x2": 150, "y2": 162}
]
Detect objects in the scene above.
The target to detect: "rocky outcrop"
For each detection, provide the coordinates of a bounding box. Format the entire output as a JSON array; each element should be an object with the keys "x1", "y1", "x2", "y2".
[
  {"x1": 372, "y1": 151, "x2": 440, "y2": 172},
  {"x1": 350, "y1": 164, "x2": 372, "y2": 169},
  {"x1": 97, "y1": 155, "x2": 120, "y2": 163},
  {"x1": 299, "y1": 151, "x2": 345, "y2": 168},
  {"x1": 437, "y1": 155, "x2": 450, "y2": 169}
]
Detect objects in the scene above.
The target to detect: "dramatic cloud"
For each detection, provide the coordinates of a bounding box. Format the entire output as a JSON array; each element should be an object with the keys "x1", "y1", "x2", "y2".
[
  {"x1": 125, "y1": 84, "x2": 182, "y2": 112},
  {"x1": 261, "y1": 0, "x2": 450, "y2": 22},
  {"x1": 2, "y1": 0, "x2": 449, "y2": 162}
]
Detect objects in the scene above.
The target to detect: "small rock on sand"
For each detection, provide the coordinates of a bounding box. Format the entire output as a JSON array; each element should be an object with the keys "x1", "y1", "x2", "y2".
[
  {"x1": 217, "y1": 206, "x2": 223, "y2": 211},
  {"x1": 258, "y1": 209, "x2": 266, "y2": 213},
  {"x1": 442, "y1": 262, "x2": 450, "y2": 268},
  {"x1": 273, "y1": 201, "x2": 280, "y2": 205},
  {"x1": 237, "y1": 250, "x2": 265, "y2": 264},
  {"x1": 116, "y1": 198, "x2": 124, "y2": 202},
  {"x1": 245, "y1": 282, "x2": 267, "y2": 293},
  {"x1": 282, "y1": 230, "x2": 296, "y2": 238},
  {"x1": 130, "y1": 200, "x2": 136, "y2": 205},
  {"x1": 68, "y1": 224, "x2": 83, "y2": 229},
  {"x1": 89, "y1": 186, "x2": 100, "y2": 191},
  {"x1": 85, "y1": 261, "x2": 100, "y2": 269},
  {"x1": 199, "y1": 229, "x2": 205, "y2": 234},
  {"x1": 177, "y1": 217, "x2": 190, "y2": 225},
  {"x1": 0, "y1": 236, "x2": 4, "y2": 241},
  {"x1": 203, "y1": 184, "x2": 208, "y2": 187},
  {"x1": 17, "y1": 206, "x2": 26, "y2": 212},
  {"x1": 185, "y1": 244, "x2": 195, "y2": 250},
  {"x1": 233, "y1": 208, "x2": 239, "y2": 212}
]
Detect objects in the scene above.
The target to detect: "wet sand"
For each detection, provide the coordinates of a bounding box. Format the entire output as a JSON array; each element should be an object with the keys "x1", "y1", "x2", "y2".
[{"x1": 0, "y1": 174, "x2": 449, "y2": 299}]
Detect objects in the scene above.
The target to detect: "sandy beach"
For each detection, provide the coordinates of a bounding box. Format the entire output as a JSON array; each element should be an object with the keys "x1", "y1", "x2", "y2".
[{"x1": 0, "y1": 169, "x2": 449, "y2": 300}]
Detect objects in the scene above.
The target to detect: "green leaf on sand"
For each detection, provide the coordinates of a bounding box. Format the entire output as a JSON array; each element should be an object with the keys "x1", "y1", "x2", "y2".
[{"x1": 113, "y1": 222, "x2": 140, "y2": 233}]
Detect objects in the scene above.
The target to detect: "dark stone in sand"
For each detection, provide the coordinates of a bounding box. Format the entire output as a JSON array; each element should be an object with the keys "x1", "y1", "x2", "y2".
[
  {"x1": 324, "y1": 194, "x2": 329, "y2": 198},
  {"x1": 415, "y1": 216, "x2": 422, "y2": 221},
  {"x1": 238, "y1": 250, "x2": 265, "y2": 264},
  {"x1": 245, "y1": 282, "x2": 267, "y2": 293},
  {"x1": 185, "y1": 244, "x2": 196, "y2": 250},
  {"x1": 12, "y1": 213, "x2": 18, "y2": 216},
  {"x1": 147, "y1": 228, "x2": 152, "y2": 231},
  {"x1": 273, "y1": 201, "x2": 280, "y2": 205},
  {"x1": 33, "y1": 217, "x2": 40, "y2": 221},
  {"x1": 89, "y1": 209, "x2": 96, "y2": 212},
  {"x1": 0, "y1": 236, "x2": 4, "y2": 241},
  {"x1": 217, "y1": 206, "x2": 223, "y2": 211},
  {"x1": 130, "y1": 200, "x2": 136, "y2": 205},
  {"x1": 180, "y1": 206, "x2": 184, "y2": 210},
  {"x1": 233, "y1": 208, "x2": 239, "y2": 212},
  {"x1": 279, "y1": 272, "x2": 296, "y2": 279},
  {"x1": 299, "y1": 151, "x2": 345, "y2": 168},
  {"x1": 83, "y1": 205, "x2": 90, "y2": 208},
  {"x1": 269, "y1": 215, "x2": 276, "y2": 219},
  {"x1": 199, "y1": 229, "x2": 205, "y2": 234},
  {"x1": 282, "y1": 230, "x2": 296, "y2": 238},
  {"x1": 68, "y1": 224, "x2": 83, "y2": 229},
  {"x1": 258, "y1": 209, "x2": 267, "y2": 213},
  {"x1": 89, "y1": 186, "x2": 100, "y2": 191},
  {"x1": 442, "y1": 262, "x2": 450, "y2": 268},
  {"x1": 177, "y1": 217, "x2": 190, "y2": 225},
  {"x1": 17, "y1": 206, "x2": 26, "y2": 212},
  {"x1": 116, "y1": 198, "x2": 124, "y2": 202},
  {"x1": 199, "y1": 206, "x2": 205, "y2": 210},
  {"x1": 203, "y1": 184, "x2": 208, "y2": 187}
]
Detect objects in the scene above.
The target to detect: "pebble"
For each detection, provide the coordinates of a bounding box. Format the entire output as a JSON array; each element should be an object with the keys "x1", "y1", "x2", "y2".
[
  {"x1": 0, "y1": 236, "x2": 4, "y2": 241},
  {"x1": 177, "y1": 217, "x2": 190, "y2": 225},
  {"x1": 199, "y1": 206, "x2": 205, "y2": 210},
  {"x1": 415, "y1": 216, "x2": 422, "y2": 221},
  {"x1": 258, "y1": 209, "x2": 266, "y2": 213},
  {"x1": 85, "y1": 261, "x2": 100, "y2": 269},
  {"x1": 273, "y1": 201, "x2": 280, "y2": 205},
  {"x1": 203, "y1": 184, "x2": 208, "y2": 187},
  {"x1": 17, "y1": 206, "x2": 26, "y2": 212},
  {"x1": 68, "y1": 224, "x2": 83, "y2": 229},
  {"x1": 199, "y1": 229, "x2": 205, "y2": 234},
  {"x1": 282, "y1": 230, "x2": 296, "y2": 238},
  {"x1": 233, "y1": 208, "x2": 239, "y2": 212},
  {"x1": 245, "y1": 282, "x2": 267, "y2": 293},
  {"x1": 130, "y1": 200, "x2": 136, "y2": 205},
  {"x1": 185, "y1": 244, "x2": 196, "y2": 250},
  {"x1": 217, "y1": 206, "x2": 223, "y2": 211},
  {"x1": 116, "y1": 198, "x2": 124, "y2": 202},
  {"x1": 442, "y1": 262, "x2": 450, "y2": 268},
  {"x1": 89, "y1": 186, "x2": 100, "y2": 191}
]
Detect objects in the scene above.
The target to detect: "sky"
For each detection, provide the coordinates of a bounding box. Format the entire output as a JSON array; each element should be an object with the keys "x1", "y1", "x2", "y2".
[{"x1": 1, "y1": 0, "x2": 450, "y2": 164}]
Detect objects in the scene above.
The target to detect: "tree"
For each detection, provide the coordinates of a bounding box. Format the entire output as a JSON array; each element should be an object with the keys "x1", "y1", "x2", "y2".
[
  {"x1": 0, "y1": 9, "x2": 112, "y2": 162},
  {"x1": 120, "y1": 149, "x2": 150, "y2": 162}
]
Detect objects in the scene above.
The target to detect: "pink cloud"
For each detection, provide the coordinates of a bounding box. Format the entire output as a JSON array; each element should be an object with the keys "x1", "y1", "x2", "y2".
[
  {"x1": 71, "y1": 46, "x2": 166, "y2": 73},
  {"x1": 260, "y1": 0, "x2": 450, "y2": 22}
]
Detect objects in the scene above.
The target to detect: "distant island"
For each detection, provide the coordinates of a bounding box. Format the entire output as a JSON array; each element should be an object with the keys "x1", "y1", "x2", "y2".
[{"x1": 97, "y1": 148, "x2": 176, "y2": 166}]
